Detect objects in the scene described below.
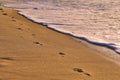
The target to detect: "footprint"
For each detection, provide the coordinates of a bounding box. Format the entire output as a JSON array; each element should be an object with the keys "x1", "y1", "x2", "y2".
[
  {"x1": 73, "y1": 68, "x2": 91, "y2": 77},
  {"x1": 59, "y1": 52, "x2": 65, "y2": 57},
  {"x1": 33, "y1": 42, "x2": 43, "y2": 45},
  {"x1": 73, "y1": 68, "x2": 83, "y2": 73},
  {"x1": 17, "y1": 28, "x2": 23, "y2": 31},
  {"x1": 84, "y1": 73, "x2": 91, "y2": 76},
  {"x1": 0, "y1": 57, "x2": 14, "y2": 61},
  {"x1": 2, "y1": 13, "x2": 8, "y2": 15},
  {"x1": 12, "y1": 20, "x2": 16, "y2": 22}
]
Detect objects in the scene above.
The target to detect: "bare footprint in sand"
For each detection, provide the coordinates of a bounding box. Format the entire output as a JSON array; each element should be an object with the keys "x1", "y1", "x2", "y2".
[
  {"x1": 84, "y1": 72, "x2": 91, "y2": 76},
  {"x1": 2, "y1": 13, "x2": 8, "y2": 15},
  {"x1": 33, "y1": 42, "x2": 43, "y2": 46},
  {"x1": 32, "y1": 34, "x2": 36, "y2": 36},
  {"x1": 59, "y1": 52, "x2": 65, "y2": 57},
  {"x1": 12, "y1": 20, "x2": 16, "y2": 22},
  {"x1": 17, "y1": 28, "x2": 23, "y2": 31},
  {"x1": 73, "y1": 68, "x2": 84, "y2": 73},
  {"x1": 73, "y1": 68, "x2": 91, "y2": 77},
  {"x1": 0, "y1": 57, "x2": 14, "y2": 61}
]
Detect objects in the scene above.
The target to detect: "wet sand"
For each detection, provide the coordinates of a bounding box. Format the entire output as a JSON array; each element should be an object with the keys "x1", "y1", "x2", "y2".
[{"x1": 0, "y1": 8, "x2": 120, "y2": 80}]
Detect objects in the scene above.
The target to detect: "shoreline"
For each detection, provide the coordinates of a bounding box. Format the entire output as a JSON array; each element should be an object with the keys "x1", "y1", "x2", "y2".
[
  {"x1": 0, "y1": 8, "x2": 120, "y2": 80},
  {"x1": 4, "y1": 7, "x2": 120, "y2": 65},
  {"x1": 17, "y1": 10, "x2": 120, "y2": 64},
  {"x1": 17, "y1": 11, "x2": 120, "y2": 54}
]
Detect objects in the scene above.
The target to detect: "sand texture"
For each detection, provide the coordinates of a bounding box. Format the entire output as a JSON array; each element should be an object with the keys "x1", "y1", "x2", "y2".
[{"x1": 0, "y1": 8, "x2": 120, "y2": 80}]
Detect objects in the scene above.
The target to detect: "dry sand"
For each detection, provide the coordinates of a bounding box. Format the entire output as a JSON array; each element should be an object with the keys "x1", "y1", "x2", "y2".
[{"x1": 0, "y1": 8, "x2": 120, "y2": 80}]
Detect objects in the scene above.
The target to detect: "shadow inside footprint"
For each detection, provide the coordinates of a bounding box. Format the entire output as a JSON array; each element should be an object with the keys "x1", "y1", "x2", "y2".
[
  {"x1": 73, "y1": 68, "x2": 84, "y2": 73},
  {"x1": 59, "y1": 52, "x2": 65, "y2": 56},
  {"x1": 2, "y1": 13, "x2": 8, "y2": 15},
  {"x1": 0, "y1": 57, "x2": 14, "y2": 61}
]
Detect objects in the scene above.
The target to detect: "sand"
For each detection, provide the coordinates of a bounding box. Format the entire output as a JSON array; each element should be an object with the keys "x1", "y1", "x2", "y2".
[{"x1": 0, "y1": 8, "x2": 120, "y2": 80}]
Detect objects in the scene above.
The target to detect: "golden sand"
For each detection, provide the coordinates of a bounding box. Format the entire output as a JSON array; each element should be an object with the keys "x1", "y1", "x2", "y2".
[{"x1": 0, "y1": 8, "x2": 120, "y2": 80}]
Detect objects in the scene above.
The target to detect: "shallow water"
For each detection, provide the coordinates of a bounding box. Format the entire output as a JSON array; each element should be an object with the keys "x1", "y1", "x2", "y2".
[{"x1": 2, "y1": 0, "x2": 120, "y2": 53}]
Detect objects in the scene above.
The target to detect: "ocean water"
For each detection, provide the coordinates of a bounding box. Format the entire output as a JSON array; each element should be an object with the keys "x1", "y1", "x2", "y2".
[{"x1": 2, "y1": 0, "x2": 120, "y2": 53}]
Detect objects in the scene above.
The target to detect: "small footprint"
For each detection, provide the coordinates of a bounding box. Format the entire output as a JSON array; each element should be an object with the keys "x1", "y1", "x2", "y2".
[
  {"x1": 17, "y1": 28, "x2": 23, "y2": 31},
  {"x1": 59, "y1": 52, "x2": 65, "y2": 57},
  {"x1": 73, "y1": 68, "x2": 83, "y2": 73},
  {"x1": 59, "y1": 52, "x2": 65, "y2": 55},
  {"x1": 12, "y1": 20, "x2": 16, "y2": 22},
  {"x1": 73, "y1": 68, "x2": 91, "y2": 77},
  {"x1": 33, "y1": 42, "x2": 43, "y2": 45},
  {"x1": 0, "y1": 57, "x2": 14, "y2": 61},
  {"x1": 2, "y1": 13, "x2": 8, "y2": 15},
  {"x1": 84, "y1": 73, "x2": 91, "y2": 76},
  {"x1": 32, "y1": 34, "x2": 36, "y2": 36}
]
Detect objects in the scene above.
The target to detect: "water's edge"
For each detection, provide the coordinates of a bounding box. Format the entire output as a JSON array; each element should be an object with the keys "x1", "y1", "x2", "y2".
[{"x1": 17, "y1": 11, "x2": 120, "y2": 54}]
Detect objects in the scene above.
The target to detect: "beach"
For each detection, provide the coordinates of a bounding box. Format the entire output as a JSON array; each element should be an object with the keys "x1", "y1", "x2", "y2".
[{"x1": 0, "y1": 8, "x2": 120, "y2": 80}]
